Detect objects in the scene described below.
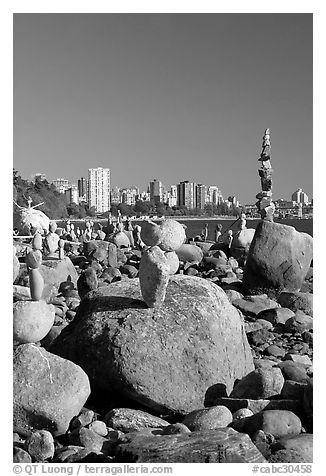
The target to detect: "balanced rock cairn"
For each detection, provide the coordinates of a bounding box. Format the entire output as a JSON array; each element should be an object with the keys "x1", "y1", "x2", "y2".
[
  {"x1": 139, "y1": 219, "x2": 186, "y2": 308},
  {"x1": 255, "y1": 128, "x2": 275, "y2": 221}
]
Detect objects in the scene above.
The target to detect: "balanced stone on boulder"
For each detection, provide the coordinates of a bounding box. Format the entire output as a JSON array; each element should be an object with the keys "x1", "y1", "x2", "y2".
[
  {"x1": 139, "y1": 246, "x2": 170, "y2": 308},
  {"x1": 243, "y1": 221, "x2": 313, "y2": 298},
  {"x1": 13, "y1": 300, "x2": 55, "y2": 344},
  {"x1": 50, "y1": 275, "x2": 254, "y2": 415}
]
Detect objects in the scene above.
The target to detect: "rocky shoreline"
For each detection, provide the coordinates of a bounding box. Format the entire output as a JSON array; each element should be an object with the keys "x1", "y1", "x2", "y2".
[{"x1": 13, "y1": 217, "x2": 313, "y2": 464}]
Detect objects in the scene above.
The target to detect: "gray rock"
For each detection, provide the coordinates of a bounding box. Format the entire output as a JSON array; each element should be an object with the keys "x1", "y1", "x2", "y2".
[
  {"x1": 277, "y1": 361, "x2": 309, "y2": 383},
  {"x1": 182, "y1": 406, "x2": 233, "y2": 431},
  {"x1": 24, "y1": 430, "x2": 55, "y2": 461},
  {"x1": 243, "y1": 221, "x2": 313, "y2": 298},
  {"x1": 230, "y1": 367, "x2": 284, "y2": 399},
  {"x1": 284, "y1": 311, "x2": 313, "y2": 333},
  {"x1": 277, "y1": 291, "x2": 313, "y2": 317},
  {"x1": 176, "y1": 244, "x2": 203, "y2": 266},
  {"x1": 14, "y1": 344, "x2": 90, "y2": 436},
  {"x1": 113, "y1": 427, "x2": 266, "y2": 463},
  {"x1": 139, "y1": 246, "x2": 170, "y2": 308},
  {"x1": 13, "y1": 446, "x2": 32, "y2": 463},
  {"x1": 50, "y1": 276, "x2": 254, "y2": 415},
  {"x1": 68, "y1": 427, "x2": 108, "y2": 453},
  {"x1": 77, "y1": 268, "x2": 98, "y2": 300},
  {"x1": 103, "y1": 408, "x2": 170, "y2": 433},
  {"x1": 13, "y1": 300, "x2": 55, "y2": 344},
  {"x1": 233, "y1": 295, "x2": 279, "y2": 318},
  {"x1": 158, "y1": 220, "x2": 186, "y2": 252},
  {"x1": 271, "y1": 433, "x2": 313, "y2": 462},
  {"x1": 257, "y1": 307, "x2": 295, "y2": 325},
  {"x1": 140, "y1": 221, "x2": 163, "y2": 246},
  {"x1": 161, "y1": 423, "x2": 191, "y2": 435},
  {"x1": 232, "y1": 410, "x2": 302, "y2": 438},
  {"x1": 281, "y1": 380, "x2": 307, "y2": 400}
]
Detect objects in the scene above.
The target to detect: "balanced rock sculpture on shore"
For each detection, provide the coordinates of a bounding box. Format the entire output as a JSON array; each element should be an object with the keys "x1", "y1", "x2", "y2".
[{"x1": 139, "y1": 219, "x2": 186, "y2": 307}]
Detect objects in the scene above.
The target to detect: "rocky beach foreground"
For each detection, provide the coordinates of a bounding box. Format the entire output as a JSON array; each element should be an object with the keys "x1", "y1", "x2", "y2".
[{"x1": 12, "y1": 208, "x2": 313, "y2": 464}]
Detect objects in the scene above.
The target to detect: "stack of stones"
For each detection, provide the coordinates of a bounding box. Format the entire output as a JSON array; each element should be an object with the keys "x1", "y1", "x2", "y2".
[
  {"x1": 139, "y1": 219, "x2": 186, "y2": 308},
  {"x1": 256, "y1": 128, "x2": 275, "y2": 221},
  {"x1": 13, "y1": 233, "x2": 55, "y2": 345}
]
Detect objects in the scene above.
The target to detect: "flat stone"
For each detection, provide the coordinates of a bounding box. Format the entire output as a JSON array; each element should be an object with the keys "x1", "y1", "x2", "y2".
[
  {"x1": 257, "y1": 307, "x2": 295, "y2": 325},
  {"x1": 233, "y1": 295, "x2": 279, "y2": 318},
  {"x1": 103, "y1": 408, "x2": 170, "y2": 433},
  {"x1": 182, "y1": 406, "x2": 233, "y2": 431},
  {"x1": 113, "y1": 427, "x2": 266, "y2": 463}
]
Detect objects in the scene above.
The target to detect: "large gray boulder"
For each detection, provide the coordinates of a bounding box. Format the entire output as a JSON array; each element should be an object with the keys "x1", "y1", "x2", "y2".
[
  {"x1": 243, "y1": 221, "x2": 313, "y2": 298},
  {"x1": 14, "y1": 344, "x2": 91, "y2": 437},
  {"x1": 50, "y1": 275, "x2": 254, "y2": 415}
]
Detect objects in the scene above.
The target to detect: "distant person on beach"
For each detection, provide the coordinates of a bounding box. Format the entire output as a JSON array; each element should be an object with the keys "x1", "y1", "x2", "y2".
[
  {"x1": 226, "y1": 230, "x2": 233, "y2": 257},
  {"x1": 201, "y1": 223, "x2": 209, "y2": 241},
  {"x1": 214, "y1": 224, "x2": 223, "y2": 242}
]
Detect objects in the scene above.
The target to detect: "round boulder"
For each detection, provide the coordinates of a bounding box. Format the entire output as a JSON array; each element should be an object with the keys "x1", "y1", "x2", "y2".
[
  {"x1": 159, "y1": 220, "x2": 186, "y2": 252},
  {"x1": 13, "y1": 300, "x2": 55, "y2": 344},
  {"x1": 50, "y1": 275, "x2": 254, "y2": 415}
]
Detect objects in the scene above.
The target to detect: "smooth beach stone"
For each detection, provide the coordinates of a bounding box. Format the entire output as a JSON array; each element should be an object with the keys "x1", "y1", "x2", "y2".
[
  {"x1": 13, "y1": 300, "x2": 55, "y2": 344},
  {"x1": 32, "y1": 233, "x2": 43, "y2": 251},
  {"x1": 277, "y1": 291, "x2": 313, "y2": 317},
  {"x1": 230, "y1": 367, "x2": 284, "y2": 399},
  {"x1": 232, "y1": 410, "x2": 302, "y2": 438},
  {"x1": 112, "y1": 232, "x2": 130, "y2": 249},
  {"x1": 28, "y1": 268, "x2": 44, "y2": 301},
  {"x1": 120, "y1": 264, "x2": 138, "y2": 278},
  {"x1": 243, "y1": 221, "x2": 313, "y2": 298},
  {"x1": 68, "y1": 427, "x2": 108, "y2": 453},
  {"x1": 233, "y1": 408, "x2": 254, "y2": 421},
  {"x1": 140, "y1": 220, "x2": 163, "y2": 246},
  {"x1": 283, "y1": 311, "x2": 313, "y2": 333},
  {"x1": 14, "y1": 344, "x2": 91, "y2": 437},
  {"x1": 182, "y1": 406, "x2": 233, "y2": 431},
  {"x1": 158, "y1": 219, "x2": 186, "y2": 252},
  {"x1": 103, "y1": 408, "x2": 170, "y2": 433},
  {"x1": 26, "y1": 249, "x2": 43, "y2": 269},
  {"x1": 44, "y1": 232, "x2": 60, "y2": 257},
  {"x1": 70, "y1": 409, "x2": 95, "y2": 430},
  {"x1": 277, "y1": 361, "x2": 309, "y2": 383},
  {"x1": 232, "y1": 295, "x2": 279, "y2": 318},
  {"x1": 24, "y1": 430, "x2": 55, "y2": 462},
  {"x1": 257, "y1": 307, "x2": 295, "y2": 325},
  {"x1": 13, "y1": 446, "x2": 32, "y2": 463},
  {"x1": 88, "y1": 421, "x2": 108, "y2": 437},
  {"x1": 283, "y1": 354, "x2": 312, "y2": 366},
  {"x1": 272, "y1": 433, "x2": 313, "y2": 463},
  {"x1": 164, "y1": 251, "x2": 180, "y2": 275},
  {"x1": 161, "y1": 423, "x2": 191, "y2": 435},
  {"x1": 176, "y1": 243, "x2": 203, "y2": 266},
  {"x1": 139, "y1": 246, "x2": 170, "y2": 308},
  {"x1": 224, "y1": 289, "x2": 244, "y2": 303}
]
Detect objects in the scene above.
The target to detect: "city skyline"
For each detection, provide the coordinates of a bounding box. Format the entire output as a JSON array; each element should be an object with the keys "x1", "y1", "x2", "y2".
[{"x1": 14, "y1": 14, "x2": 312, "y2": 204}]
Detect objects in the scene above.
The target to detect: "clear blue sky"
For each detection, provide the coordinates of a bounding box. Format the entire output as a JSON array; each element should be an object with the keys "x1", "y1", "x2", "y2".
[{"x1": 13, "y1": 13, "x2": 312, "y2": 204}]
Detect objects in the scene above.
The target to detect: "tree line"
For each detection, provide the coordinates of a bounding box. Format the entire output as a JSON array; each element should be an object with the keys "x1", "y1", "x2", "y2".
[{"x1": 13, "y1": 169, "x2": 242, "y2": 219}]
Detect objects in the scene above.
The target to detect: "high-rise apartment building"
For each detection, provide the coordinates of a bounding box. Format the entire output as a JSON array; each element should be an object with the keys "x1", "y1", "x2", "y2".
[
  {"x1": 177, "y1": 181, "x2": 196, "y2": 208},
  {"x1": 88, "y1": 167, "x2": 111, "y2": 213},
  {"x1": 149, "y1": 179, "x2": 163, "y2": 204},
  {"x1": 207, "y1": 186, "x2": 223, "y2": 205},
  {"x1": 78, "y1": 177, "x2": 88, "y2": 202},
  {"x1": 196, "y1": 184, "x2": 207, "y2": 209},
  {"x1": 291, "y1": 188, "x2": 309, "y2": 204}
]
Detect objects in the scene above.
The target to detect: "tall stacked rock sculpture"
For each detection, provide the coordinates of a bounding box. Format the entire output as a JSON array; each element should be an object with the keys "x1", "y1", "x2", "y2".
[
  {"x1": 256, "y1": 128, "x2": 275, "y2": 221},
  {"x1": 44, "y1": 222, "x2": 60, "y2": 258},
  {"x1": 243, "y1": 129, "x2": 313, "y2": 297},
  {"x1": 139, "y1": 219, "x2": 186, "y2": 308},
  {"x1": 13, "y1": 233, "x2": 55, "y2": 344}
]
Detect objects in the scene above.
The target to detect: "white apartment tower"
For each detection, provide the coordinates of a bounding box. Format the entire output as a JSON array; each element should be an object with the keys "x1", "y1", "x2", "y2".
[{"x1": 88, "y1": 167, "x2": 111, "y2": 213}]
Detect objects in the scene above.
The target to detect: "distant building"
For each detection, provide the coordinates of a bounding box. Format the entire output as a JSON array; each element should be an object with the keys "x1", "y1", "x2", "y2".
[
  {"x1": 88, "y1": 167, "x2": 111, "y2": 213},
  {"x1": 207, "y1": 186, "x2": 223, "y2": 205},
  {"x1": 52, "y1": 178, "x2": 71, "y2": 194},
  {"x1": 149, "y1": 179, "x2": 163, "y2": 204},
  {"x1": 78, "y1": 177, "x2": 88, "y2": 202},
  {"x1": 110, "y1": 186, "x2": 121, "y2": 205},
  {"x1": 120, "y1": 187, "x2": 139, "y2": 206},
  {"x1": 196, "y1": 184, "x2": 207, "y2": 209},
  {"x1": 64, "y1": 184, "x2": 78, "y2": 204},
  {"x1": 177, "y1": 181, "x2": 196, "y2": 208},
  {"x1": 291, "y1": 188, "x2": 309, "y2": 204}
]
